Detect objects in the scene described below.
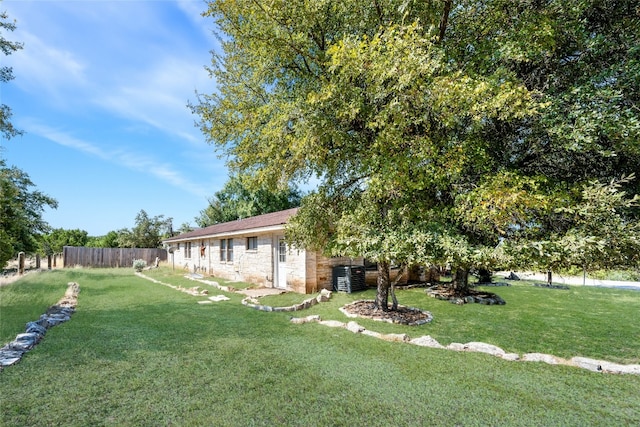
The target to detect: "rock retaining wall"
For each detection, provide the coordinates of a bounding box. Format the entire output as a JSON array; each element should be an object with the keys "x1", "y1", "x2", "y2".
[
  {"x1": 0, "y1": 282, "x2": 80, "y2": 370},
  {"x1": 241, "y1": 288, "x2": 332, "y2": 312}
]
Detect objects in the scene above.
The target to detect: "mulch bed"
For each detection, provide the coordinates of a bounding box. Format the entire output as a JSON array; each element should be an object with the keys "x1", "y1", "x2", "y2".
[
  {"x1": 427, "y1": 284, "x2": 506, "y2": 305},
  {"x1": 341, "y1": 300, "x2": 433, "y2": 326}
]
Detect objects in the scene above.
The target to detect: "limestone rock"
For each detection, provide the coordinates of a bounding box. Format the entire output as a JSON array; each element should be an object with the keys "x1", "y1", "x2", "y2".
[
  {"x1": 502, "y1": 353, "x2": 520, "y2": 361},
  {"x1": 464, "y1": 342, "x2": 506, "y2": 357},
  {"x1": 410, "y1": 335, "x2": 445, "y2": 349},
  {"x1": 16, "y1": 333, "x2": 40, "y2": 345},
  {"x1": 0, "y1": 354, "x2": 21, "y2": 367},
  {"x1": 522, "y1": 353, "x2": 567, "y2": 365},
  {"x1": 317, "y1": 289, "x2": 332, "y2": 302},
  {"x1": 319, "y1": 320, "x2": 346, "y2": 328},
  {"x1": 381, "y1": 333, "x2": 409, "y2": 343},
  {"x1": 570, "y1": 357, "x2": 640, "y2": 375},
  {"x1": 290, "y1": 315, "x2": 321, "y2": 324},
  {"x1": 25, "y1": 321, "x2": 47, "y2": 335},
  {"x1": 346, "y1": 321, "x2": 365, "y2": 333},
  {"x1": 361, "y1": 330, "x2": 382, "y2": 339},
  {"x1": 7, "y1": 340, "x2": 32, "y2": 352},
  {"x1": 447, "y1": 342, "x2": 466, "y2": 351}
]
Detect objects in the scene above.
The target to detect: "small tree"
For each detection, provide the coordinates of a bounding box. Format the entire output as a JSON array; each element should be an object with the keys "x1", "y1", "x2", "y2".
[
  {"x1": 40, "y1": 228, "x2": 89, "y2": 256},
  {"x1": 196, "y1": 175, "x2": 302, "y2": 227},
  {"x1": 0, "y1": 159, "x2": 57, "y2": 267},
  {"x1": 116, "y1": 210, "x2": 172, "y2": 248}
]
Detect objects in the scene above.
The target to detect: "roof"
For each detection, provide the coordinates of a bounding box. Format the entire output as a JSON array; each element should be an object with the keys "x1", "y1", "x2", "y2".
[{"x1": 163, "y1": 208, "x2": 299, "y2": 243}]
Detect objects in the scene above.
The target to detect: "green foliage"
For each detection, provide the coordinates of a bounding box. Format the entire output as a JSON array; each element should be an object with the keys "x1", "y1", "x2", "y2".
[
  {"x1": 509, "y1": 175, "x2": 640, "y2": 272},
  {"x1": 132, "y1": 259, "x2": 147, "y2": 272},
  {"x1": 0, "y1": 9, "x2": 23, "y2": 140},
  {"x1": 40, "y1": 228, "x2": 89, "y2": 255},
  {"x1": 196, "y1": 0, "x2": 640, "y2": 299},
  {"x1": 195, "y1": 174, "x2": 302, "y2": 227},
  {"x1": 116, "y1": 210, "x2": 172, "y2": 248},
  {"x1": 0, "y1": 159, "x2": 58, "y2": 267},
  {"x1": 85, "y1": 230, "x2": 119, "y2": 248}
]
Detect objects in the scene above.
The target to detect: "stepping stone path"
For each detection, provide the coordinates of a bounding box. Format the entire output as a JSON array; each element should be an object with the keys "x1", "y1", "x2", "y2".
[{"x1": 0, "y1": 282, "x2": 79, "y2": 370}]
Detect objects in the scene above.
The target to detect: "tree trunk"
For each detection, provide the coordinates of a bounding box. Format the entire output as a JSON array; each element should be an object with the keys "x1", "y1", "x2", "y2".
[
  {"x1": 390, "y1": 281, "x2": 398, "y2": 311},
  {"x1": 375, "y1": 261, "x2": 391, "y2": 311},
  {"x1": 547, "y1": 270, "x2": 553, "y2": 286},
  {"x1": 452, "y1": 267, "x2": 470, "y2": 296},
  {"x1": 438, "y1": 0, "x2": 453, "y2": 43},
  {"x1": 389, "y1": 265, "x2": 408, "y2": 312}
]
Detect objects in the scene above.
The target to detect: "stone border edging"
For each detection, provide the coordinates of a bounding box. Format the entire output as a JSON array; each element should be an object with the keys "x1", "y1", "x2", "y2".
[
  {"x1": 135, "y1": 272, "x2": 212, "y2": 296},
  {"x1": 183, "y1": 274, "x2": 235, "y2": 292},
  {"x1": 0, "y1": 282, "x2": 80, "y2": 371},
  {"x1": 241, "y1": 288, "x2": 332, "y2": 312},
  {"x1": 290, "y1": 315, "x2": 640, "y2": 376}
]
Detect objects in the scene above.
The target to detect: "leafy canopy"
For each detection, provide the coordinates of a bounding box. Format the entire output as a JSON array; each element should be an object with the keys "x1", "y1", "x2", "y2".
[
  {"x1": 0, "y1": 159, "x2": 58, "y2": 267},
  {"x1": 196, "y1": 0, "x2": 640, "y2": 293},
  {"x1": 195, "y1": 175, "x2": 302, "y2": 227}
]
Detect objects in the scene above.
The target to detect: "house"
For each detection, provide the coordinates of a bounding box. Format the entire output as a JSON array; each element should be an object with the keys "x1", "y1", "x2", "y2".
[{"x1": 162, "y1": 208, "x2": 358, "y2": 294}]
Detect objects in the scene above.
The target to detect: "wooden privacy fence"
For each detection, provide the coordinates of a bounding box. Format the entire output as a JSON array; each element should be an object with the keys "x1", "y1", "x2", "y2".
[{"x1": 63, "y1": 246, "x2": 167, "y2": 268}]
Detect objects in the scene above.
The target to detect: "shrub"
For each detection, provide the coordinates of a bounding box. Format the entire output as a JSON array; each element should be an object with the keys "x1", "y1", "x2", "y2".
[{"x1": 132, "y1": 259, "x2": 147, "y2": 272}]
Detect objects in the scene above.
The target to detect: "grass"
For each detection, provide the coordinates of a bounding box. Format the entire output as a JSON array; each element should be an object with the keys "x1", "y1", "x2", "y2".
[
  {"x1": 0, "y1": 272, "x2": 69, "y2": 345},
  {"x1": 1, "y1": 268, "x2": 639, "y2": 426}
]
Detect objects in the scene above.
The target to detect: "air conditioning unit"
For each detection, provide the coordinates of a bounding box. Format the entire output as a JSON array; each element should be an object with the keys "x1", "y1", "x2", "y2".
[{"x1": 332, "y1": 265, "x2": 366, "y2": 293}]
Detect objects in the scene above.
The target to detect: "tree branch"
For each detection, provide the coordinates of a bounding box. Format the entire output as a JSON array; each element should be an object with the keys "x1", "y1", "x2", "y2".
[{"x1": 438, "y1": 0, "x2": 452, "y2": 43}]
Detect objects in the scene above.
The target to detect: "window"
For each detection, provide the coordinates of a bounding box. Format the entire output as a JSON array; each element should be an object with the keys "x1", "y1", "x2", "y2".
[
  {"x1": 220, "y1": 239, "x2": 226, "y2": 262},
  {"x1": 227, "y1": 239, "x2": 233, "y2": 262},
  {"x1": 220, "y1": 239, "x2": 234, "y2": 262},
  {"x1": 185, "y1": 242, "x2": 192, "y2": 258},
  {"x1": 278, "y1": 239, "x2": 286, "y2": 263},
  {"x1": 246, "y1": 236, "x2": 258, "y2": 251}
]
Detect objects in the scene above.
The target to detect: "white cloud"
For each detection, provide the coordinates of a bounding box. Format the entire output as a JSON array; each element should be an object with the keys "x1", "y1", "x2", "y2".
[
  {"x1": 94, "y1": 57, "x2": 212, "y2": 144},
  {"x1": 27, "y1": 122, "x2": 108, "y2": 159},
  {"x1": 27, "y1": 121, "x2": 210, "y2": 197},
  {"x1": 8, "y1": 30, "x2": 88, "y2": 102}
]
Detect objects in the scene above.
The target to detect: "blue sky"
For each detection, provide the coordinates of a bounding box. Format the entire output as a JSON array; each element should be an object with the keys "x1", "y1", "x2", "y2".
[{"x1": 1, "y1": 0, "x2": 227, "y2": 236}]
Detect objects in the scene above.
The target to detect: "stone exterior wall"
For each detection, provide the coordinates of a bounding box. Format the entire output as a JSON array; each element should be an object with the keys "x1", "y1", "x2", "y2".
[
  {"x1": 167, "y1": 232, "x2": 367, "y2": 294},
  {"x1": 208, "y1": 234, "x2": 278, "y2": 287}
]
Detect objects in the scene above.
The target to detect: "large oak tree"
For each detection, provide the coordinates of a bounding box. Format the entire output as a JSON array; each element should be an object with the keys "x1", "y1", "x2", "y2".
[{"x1": 194, "y1": 0, "x2": 639, "y2": 308}]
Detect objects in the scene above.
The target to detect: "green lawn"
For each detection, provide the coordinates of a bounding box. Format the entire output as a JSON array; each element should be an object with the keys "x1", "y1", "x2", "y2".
[{"x1": 1, "y1": 268, "x2": 639, "y2": 426}]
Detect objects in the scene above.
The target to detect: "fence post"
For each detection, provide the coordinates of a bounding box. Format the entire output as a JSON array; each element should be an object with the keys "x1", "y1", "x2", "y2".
[{"x1": 18, "y1": 252, "x2": 25, "y2": 275}]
